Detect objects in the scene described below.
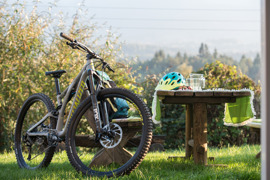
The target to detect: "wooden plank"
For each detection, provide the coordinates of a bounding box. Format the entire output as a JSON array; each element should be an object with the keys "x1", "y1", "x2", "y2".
[
  {"x1": 162, "y1": 97, "x2": 236, "y2": 104},
  {"x1": 75, "y1": 135, "x2": 99, "y2": 147},
  {"x1": 75, "y1": 135, "x2": 165, "y2": 147},
  {"x1": 193, "y1": 103, "x2": 208, "y2": 165},
  {"x1": 88, "y1": 146, "x2": 132, "y2": 168},
  {"x1": 88, "y1": 131, "x2": 137, "y2": 167},
  {"x1": 233, "y1": 91, "x2": 251, "y2": 97},
  {"x1": 194, "y1": 91, "x2": 213, "y2": 97},
  {"x1": 112, "y1": 117, "x2": 142, "y2": 123},
  {"x1": 214, "y1": 91, "x2": 233, "y2": 97},
  {"x1": 175, "y1": 91, "x2": 194, "y2": 96},
  {"x1": 246, "y1": 122, "x2": 261, "y2": 129},
  {"x1": 157, "y1": 90, "x2": 250, "y2": 97},
  {"x1": 156, "y1": 90, "x2": 175, "y2": 96},
  {"x1": 185, "y1": 105, "x2": 193, "y2": 159}
]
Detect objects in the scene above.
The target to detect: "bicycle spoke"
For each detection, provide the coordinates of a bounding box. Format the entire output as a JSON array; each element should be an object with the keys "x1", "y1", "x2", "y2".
[{"x1": 29, "y1": 146, "x2": 51, "y2": 161}]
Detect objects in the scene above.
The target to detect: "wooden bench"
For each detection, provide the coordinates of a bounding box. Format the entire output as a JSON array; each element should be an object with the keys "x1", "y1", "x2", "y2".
[
  {"x1": 246, "y1": 119, "x2": 261, "y2": 159},
  {"x1": 73, "y1": 91, "x2": 164, "y2": 166},
  {"x1": 75, "y1": 135, "x2": 165, "y2": 148},
  {"x1": 75, "y1": 117, "x2": 165, "y2": 167}
]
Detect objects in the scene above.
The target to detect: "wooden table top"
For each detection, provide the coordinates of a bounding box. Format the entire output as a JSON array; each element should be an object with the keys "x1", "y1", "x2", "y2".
[{"x1": 156, "y1": 90, "x2": 251, "y2": 104}]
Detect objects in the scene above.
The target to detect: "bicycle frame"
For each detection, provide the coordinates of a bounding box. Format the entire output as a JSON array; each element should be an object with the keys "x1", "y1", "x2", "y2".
[
  {"x1": 15, "y1": 33, "x2": 152, "y2": 176},
  {"x1": 26, "y1": 57, "x2": 109, "y2": 139}
]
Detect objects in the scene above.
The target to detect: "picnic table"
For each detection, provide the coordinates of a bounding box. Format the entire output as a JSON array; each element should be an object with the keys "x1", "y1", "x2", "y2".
[{"x1": 157, "y1": 90, "x2": 251, "y2": 165}]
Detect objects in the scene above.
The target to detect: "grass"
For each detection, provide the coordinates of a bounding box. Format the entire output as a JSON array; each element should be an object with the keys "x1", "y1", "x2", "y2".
[{"x1": 0, "y1": 145, "x2": 260, "y2": 180}]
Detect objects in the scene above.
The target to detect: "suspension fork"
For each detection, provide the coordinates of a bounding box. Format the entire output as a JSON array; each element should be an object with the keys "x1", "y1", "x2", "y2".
[{"x1": 87, "y1": 69, "x2": 103, "y2": 140}]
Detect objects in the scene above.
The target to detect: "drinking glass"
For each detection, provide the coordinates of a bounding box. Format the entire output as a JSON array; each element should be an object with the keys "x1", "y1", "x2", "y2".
[{"x1": 186, "y1": 73, "x2": 205, "y2": 90}]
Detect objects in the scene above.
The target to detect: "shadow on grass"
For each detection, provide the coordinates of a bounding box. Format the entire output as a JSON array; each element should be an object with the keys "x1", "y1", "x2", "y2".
[
  {"x1": 134, "y1": 152, "x2": 261, "y2": 180},
  {"x1": 0, "y1": 152, "x2": 261, "y2": 180},
  {"x1": 0, "y1": 161, "x2": 79, "y2": 180}
]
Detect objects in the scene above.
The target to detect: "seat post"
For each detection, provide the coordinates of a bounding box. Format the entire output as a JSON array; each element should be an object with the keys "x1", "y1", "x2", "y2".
[
  {"x1": 45, "y1": 70, "x2": 66, "y2": 96},
  {"x1": 54, "y1": 78, "x2": 61, "y2": 95}
]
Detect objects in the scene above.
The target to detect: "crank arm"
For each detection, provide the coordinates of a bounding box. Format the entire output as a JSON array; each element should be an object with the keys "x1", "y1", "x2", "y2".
[{"x1": 26, "y1": 132, "x2": 48, "y2": 137}]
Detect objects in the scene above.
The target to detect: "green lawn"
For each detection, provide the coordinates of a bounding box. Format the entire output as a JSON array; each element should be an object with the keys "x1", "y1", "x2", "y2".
[{"x1": 0, "y1": 145, "x2": 261, "y2": 180}]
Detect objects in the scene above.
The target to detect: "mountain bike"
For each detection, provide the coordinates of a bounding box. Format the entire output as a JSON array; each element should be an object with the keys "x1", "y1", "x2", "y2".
[{"x1": 14, "y1": 33, "x2": 153, "y2": 177}]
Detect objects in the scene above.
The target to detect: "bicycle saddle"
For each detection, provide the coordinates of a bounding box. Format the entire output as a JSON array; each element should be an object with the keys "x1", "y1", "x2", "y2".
[{"x1": 45, "y1": 70, "x2": 66, "y2": 78}]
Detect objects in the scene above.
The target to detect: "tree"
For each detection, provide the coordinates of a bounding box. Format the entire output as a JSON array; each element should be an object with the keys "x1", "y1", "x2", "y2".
[
  {"x1": 239, "y1": 55, "x2": 253, "y2": 75},
  {"x1": 213, "y1": 48, "x2": 218, "y2": 59},
  {"x1": 199, "y1": 43, "x2": 210, "y2": 58},
  {"x1": 199, "y1": 43, "x2": 205, "y2": 57},
  {"x1": 176, "y1": 52, "x2": 182, "y2": 58},
  {"x1": 154, "y1": 50, "x2": 166, "y2": 62},
  {"x1": 175, "y1": 63, "x2": 193, "y2": 77},
  {"x1": 249, "y1": 53, "x2": 261, "y2": 82},
  {"x1": 198, "y1": 61, "x2": 257, "y2": 90}
]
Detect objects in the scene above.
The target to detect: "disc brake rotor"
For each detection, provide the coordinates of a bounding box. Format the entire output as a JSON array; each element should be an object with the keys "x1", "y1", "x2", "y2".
[{"x1": 100, "y1": 123, "x2": 123, "y2": 149}]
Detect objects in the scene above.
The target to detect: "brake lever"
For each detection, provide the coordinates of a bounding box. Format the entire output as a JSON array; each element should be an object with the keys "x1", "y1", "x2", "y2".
[
  {"x1": 66, "y1": 42, "x2": 79, "y2": 49},
  {"x1": 102, "y1": 62, "x2": 114, "y2": 73},
  {"x1": 107, "y1": 65, "x2": 114, "y2": 73}
]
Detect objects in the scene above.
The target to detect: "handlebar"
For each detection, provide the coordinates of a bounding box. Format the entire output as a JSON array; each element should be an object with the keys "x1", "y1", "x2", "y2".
[
  {"x1": 59, "y1": 32, "x2": 114, "y2": 73},
  {"x1": 60, "y1": 32, "x2": 74, "y2": 42},
  {"x1": 60, "y1": 32, "x2": 94, "y2": 55}
]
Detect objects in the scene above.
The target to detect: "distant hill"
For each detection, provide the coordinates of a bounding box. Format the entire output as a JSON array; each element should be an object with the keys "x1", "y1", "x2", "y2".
[
  {"x1": 128, "y1": 43, "x2": 261, "y2": 84},
  {"x1": 122, "y1": 42, "x2": 260, "y2": 62}
]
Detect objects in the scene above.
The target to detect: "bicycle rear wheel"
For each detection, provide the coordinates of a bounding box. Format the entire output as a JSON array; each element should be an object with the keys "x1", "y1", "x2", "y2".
[
  {"x1": 65, "y1": 88, "x2": 153, "y2": 177},
  {"x1": 14, "y1": 93, "x2": 56, "y2": 169}
]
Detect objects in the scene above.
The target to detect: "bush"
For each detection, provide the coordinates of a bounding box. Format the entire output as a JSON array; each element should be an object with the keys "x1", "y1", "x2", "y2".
[
  {"x1": 0, "y1": 2, "x2": 136, "y2": 151},
  {"x1": 198, "y1": 61, "x2": 261, "y2": 147}
]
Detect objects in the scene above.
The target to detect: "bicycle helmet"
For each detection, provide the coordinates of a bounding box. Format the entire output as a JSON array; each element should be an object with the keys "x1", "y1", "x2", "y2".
[{"x1": 156, "y1": 72, "x2": 185, "y2": 90}]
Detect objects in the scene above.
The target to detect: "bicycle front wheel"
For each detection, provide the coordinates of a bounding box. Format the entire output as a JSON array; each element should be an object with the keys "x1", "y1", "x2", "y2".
[{"x1": 65, "y1": 88, "x2": 153, "y2": 177}]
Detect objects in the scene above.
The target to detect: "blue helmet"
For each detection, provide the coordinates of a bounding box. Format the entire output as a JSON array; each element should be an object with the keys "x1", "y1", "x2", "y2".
[{"x1": 156, "y1": 72, "x2": 185, "y2": 90}]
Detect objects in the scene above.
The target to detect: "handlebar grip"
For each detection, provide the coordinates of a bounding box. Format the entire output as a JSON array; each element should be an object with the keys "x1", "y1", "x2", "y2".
[{"x1": 60, "y1": 32, "x2": 74, "y2": 42}]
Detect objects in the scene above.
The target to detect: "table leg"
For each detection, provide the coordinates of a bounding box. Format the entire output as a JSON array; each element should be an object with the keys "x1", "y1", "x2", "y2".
[
  {"x1": 185, "y1": 104, "x2": 193, "y2": 159},
  {"x1": 193, "y1": 103, "x2": 207, "y2": 165}
]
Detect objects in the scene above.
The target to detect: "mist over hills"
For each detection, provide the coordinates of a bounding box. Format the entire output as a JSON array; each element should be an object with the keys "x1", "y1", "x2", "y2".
[
  {"x1": 122, "y1": 41, "x2": 260, "y2": 61},
  {"x1": 124, "y1": 41, "x2": 261, "y2": 84}
]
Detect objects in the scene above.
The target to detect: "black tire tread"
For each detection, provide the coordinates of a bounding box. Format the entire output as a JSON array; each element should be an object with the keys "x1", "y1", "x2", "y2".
[
  {"x1": 14, "y1": 93, "x2": 56, "y2": 169},
  {"x1": 65, "y1": 88, "x2": 153, "y2": 177}
]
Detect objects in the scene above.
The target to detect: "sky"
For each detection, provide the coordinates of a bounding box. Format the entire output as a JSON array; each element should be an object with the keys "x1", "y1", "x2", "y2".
[{"x1": 6, "y1": 0, "x2": 261, "y2": 59}]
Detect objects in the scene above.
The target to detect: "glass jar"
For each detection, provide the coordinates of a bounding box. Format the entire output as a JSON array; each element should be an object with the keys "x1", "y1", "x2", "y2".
[{"x1": 186, "y1": 73, "x2": 205, "y2": 90}]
